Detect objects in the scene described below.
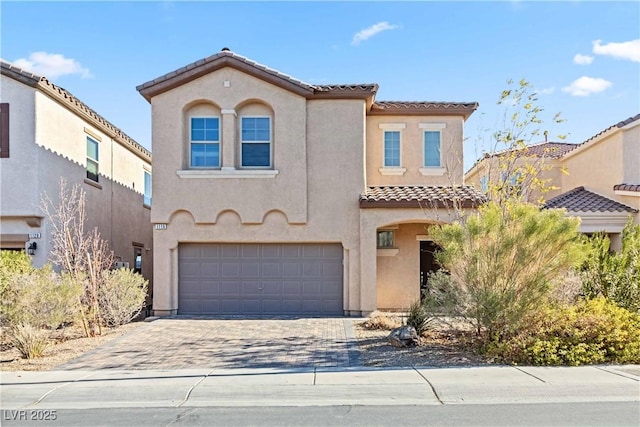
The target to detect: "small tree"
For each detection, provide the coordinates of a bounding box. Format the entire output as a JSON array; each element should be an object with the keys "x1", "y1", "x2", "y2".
[
  {"x1": 41, "y1": 179, "x2": 116, "y2": 336},
  {"x1": 473, "y1": 79, "x2": 566, "y2": 206},
  {"x1": 430, "y1": 202, "x2": 585, "y2": 340}
]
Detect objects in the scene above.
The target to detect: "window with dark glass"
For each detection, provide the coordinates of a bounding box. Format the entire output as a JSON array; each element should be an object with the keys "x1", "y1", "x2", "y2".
[
  {"x1": 1, "y1": 103, "x2": 10, "y2": 158},
  {"x1": 241, "y1": 117, "x2": 271, "y2": 167},
  {"x1": 86, "y1": 136, "x2": 99, "y2": 182}
]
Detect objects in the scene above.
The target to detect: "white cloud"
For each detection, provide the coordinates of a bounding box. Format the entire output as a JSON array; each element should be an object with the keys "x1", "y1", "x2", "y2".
[
  {"x1": 351, "y1": 21, "x2": 398, "y2": 46},
  {"x1": 592, "y1": 39, "x2": 640, "y2": 63},
  {"x1": 537, "y1": 86, "x2": 555, "y2": 95},
  {"x1": 12, "y1": 52, "x2": 92, "y2": 79},
  {"x1": 562, "y1": 76, "x2": 612, "y2": 97},
  {"x1": 573, "y1": 54, "x2": 594, "y2": 65}
]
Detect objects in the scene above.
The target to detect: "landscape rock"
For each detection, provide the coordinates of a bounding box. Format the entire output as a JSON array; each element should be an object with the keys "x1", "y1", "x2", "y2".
[{"x1": 388, "y1": 325, "x2": 419, "y2": 347}]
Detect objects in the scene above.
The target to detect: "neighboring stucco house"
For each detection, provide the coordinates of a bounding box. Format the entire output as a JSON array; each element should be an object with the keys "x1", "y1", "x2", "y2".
[
  {"x1": 137, "y1": 49, "x2": 485, "y2": 316},
  {"x1": 465, "y1": 114, "x2": 640, "y2": 249},
  {"x1": 0, "y1": 60, "x2": 154, "y2": 309}
]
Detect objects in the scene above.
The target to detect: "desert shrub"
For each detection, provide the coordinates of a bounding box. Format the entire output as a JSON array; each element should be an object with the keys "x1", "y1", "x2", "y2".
[
  {"x1": 486, "y1": 298, "x2": 640, "y2": 366},
  {"x1": 1, "y1": 265, "x2": 82, "y2": 329},
  {"x1": 98, "y1": 268, "x2": 148, "y2": 327},
  {"x1": 0, "y1": 251, "x2": 33, "y2": 310},
  {"x1": 10, "y1": 323, "x2": 49, "y2": 359},
  {"x1": 581, "y1": 221, "x2": 640, "y2": 313},
  {"x1": 406, "y1": 299, "x2": 437, "y2": 336},
  {"x1": 431, "y1": 201, "x2": 585, "y2": 339},
  {"x1": 422, "y1": 270, "x2": 465, "y2": 317},
  {"x1": 362, "y1": 311, "x2": 402, "y2": 330},
  {"x1": 548, "y1": 270, "x2": 583, "y2": 305}
]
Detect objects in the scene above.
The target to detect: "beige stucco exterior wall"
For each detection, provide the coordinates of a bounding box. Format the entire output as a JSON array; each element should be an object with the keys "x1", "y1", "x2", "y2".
[
  {"x1": 0, "y1": 74, "x2": 153, "y2": 293},
  {"x1": 148, "y1": 68, "x2": 370, "y2": 314},
  {"x1": 366, "y1": 115, "x2": 465, "y2": 186}
]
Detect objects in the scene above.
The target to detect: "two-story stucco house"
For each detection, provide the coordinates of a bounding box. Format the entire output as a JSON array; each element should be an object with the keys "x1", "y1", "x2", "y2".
[
  {"x1": 137, "y1": 49, "x2": 485, "y2": 317},
  {"x1": 466, "y1": 114, "x2": 640, "y2": 249},
  {"x1": 0, "y1": 60, "x2": 154, "y2": 308}
]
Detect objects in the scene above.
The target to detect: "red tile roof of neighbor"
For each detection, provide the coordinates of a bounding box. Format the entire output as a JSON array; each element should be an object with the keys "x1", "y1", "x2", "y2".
[
  {"x1": 1, "y1": 60, "x2": 151, "y2": 161},
  {"x1": 544, "y1": 187, "x2": 638, "y2": 213},
  {"x1": 614, "y1": 184, "x2": 640, "y2": 192},
  {"x1": 360, "y1": 186, "x2": 487, "y2": 208}
]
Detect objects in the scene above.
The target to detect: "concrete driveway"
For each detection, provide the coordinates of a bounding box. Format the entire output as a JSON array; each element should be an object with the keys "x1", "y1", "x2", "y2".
[{"x1": 59, "y1": 317, "x2": 360, "y2": 370}]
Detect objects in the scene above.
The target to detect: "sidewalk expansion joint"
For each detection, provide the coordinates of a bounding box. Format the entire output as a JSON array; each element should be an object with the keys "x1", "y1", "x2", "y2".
[
  {"x1": 515, "y1": 367, "x2": 546, "y2": 383},
  {"x1": 27, "y1": 372, "x2": 97, "y2": 408},
  {"x1": 594, "y1": 366, "x2": 640, "y2": 382},
  {"x1": 412, "y1": 366, "x2": 443, "y2": 405},
  {"x1": 177, "y1": 369, "x2": 216, "y2": 407}
]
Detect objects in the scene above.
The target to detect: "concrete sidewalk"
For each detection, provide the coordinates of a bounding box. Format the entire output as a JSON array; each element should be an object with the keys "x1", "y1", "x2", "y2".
[{"x1": 1, "y1": 365, "x2": 638, "y2": 409}]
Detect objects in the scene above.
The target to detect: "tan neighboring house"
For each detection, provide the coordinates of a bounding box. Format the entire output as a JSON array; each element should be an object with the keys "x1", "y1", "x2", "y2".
[
  {"x1": 0, "y1": 60, "x2": 154, "y2": 310},
  {"x1": 137, "y1": 49, "x2": 485, "y2": 316},
  {"x1": 465, "y1": 114, "x2": 640, "y2": 249}
]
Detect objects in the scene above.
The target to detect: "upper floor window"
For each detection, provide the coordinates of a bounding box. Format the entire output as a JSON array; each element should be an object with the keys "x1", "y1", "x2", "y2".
[
  {"x1": 480, "y1": 175, "x2": 488, "y2": 193},
  {"x1": 144, "y1": 170, "x2": 152, "y2": 206},
  {"x1": 190, "y1": 117, "x2": 220, "y2": 168},
  {"x1": 383, "y1": 131, "x2": 401, "y2": 167},
  {"x1": 241, "y1": 117, "x2": 271, "y2": 168},
  {"x1": 86, "y1": 136, "x2": 99, "y2": 182},
  {"x1": 0, "y1": 103, "x2": 9, "y2": 158},
  {"x1": 423, "y1": 131, "x2": 441, "y2": 167}
]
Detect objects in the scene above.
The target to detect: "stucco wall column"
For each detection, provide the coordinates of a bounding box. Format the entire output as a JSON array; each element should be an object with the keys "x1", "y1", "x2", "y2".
[
  {"x1": 152, "y1": 234, "x2": 178, "y2": 316},
  {"x1": 221, "y1": 109, "x2": 236, "y2": 169},
  {"x1": 359, "y1": 219, "x2": 378, "y2": 314}
]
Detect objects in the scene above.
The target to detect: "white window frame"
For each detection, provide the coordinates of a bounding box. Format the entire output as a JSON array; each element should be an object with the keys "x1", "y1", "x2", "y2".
[
  {"x1": 419, "y1": 123, "x2": 446, "y2": 176},
  {"x1": 143, "y1": 170, "x2": 152, "y2": 206},
  {"x1": 86, "y1": 136, "x2": 99, "y2": 182},
  {"x1": 240, "y1": 115, "x2": 272, "y2": 169},
  {"x1": 378, "y1": 123, "x2": 406, "y2": 176},
  {"x1": 190, "y1": 116, "x2": 221, "y2": 169}
]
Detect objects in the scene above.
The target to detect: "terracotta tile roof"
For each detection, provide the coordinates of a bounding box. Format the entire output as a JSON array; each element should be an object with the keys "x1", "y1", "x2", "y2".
[
  {"x1": 360, "y1": 185, "x2": 487, "y2": 208},
  {"x1": 575, "y1": 113, "x2": 640, "y2": 147},
  {"x1": 370, "y1": 101, "x2": 478, "y2": 119},
  {"x1": 544, "y1": 187, "x2": 638, "y2": 213},
  {"x1": 137, "y1": 49, "x2": 378, "y2": 101},
  {"x1": 1, "y1": 60, "x2": 151, "y2": 162},
  {"x1": 614, "y1": 184, "x2": 640, "y2": 192}
]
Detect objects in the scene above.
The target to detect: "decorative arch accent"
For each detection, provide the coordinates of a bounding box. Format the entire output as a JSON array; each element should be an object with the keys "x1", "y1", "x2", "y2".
[
  {"x1": 215, "y1": 209, "x2": 243, "y2": 225},
  {"x1": 168, "y1": 209, "x2": 196, "y2": 224},
  {"x1": 261, "y1": 209, "x2": 290, "y2": 225}
]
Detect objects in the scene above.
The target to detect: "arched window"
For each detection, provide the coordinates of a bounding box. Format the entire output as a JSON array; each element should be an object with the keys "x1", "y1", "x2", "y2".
[{"x1": 238, "y1": 102, "x2": 273, "y2": 169}]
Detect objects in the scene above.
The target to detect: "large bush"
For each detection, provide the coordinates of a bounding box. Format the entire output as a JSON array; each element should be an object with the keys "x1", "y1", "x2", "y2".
[
  {"x1": 98, "y1": 268, "x2": 148, "y2": 327},
  {"x1": 486, "y1": 298, "x2": 640, "y2": 365},
  {"x1": 581, "y1": 221, "x2": 640, "y2": 313},
  {"x1": 1, "y1": 265, "x2": 82, "y2": 329},
  {"x1": 430, "y1": 201, "x2": 585, "y2": 339}
]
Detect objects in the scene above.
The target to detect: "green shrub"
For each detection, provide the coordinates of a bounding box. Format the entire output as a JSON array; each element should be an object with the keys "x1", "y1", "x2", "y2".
[
  {"x1": 581, "y1": 221, "x2": 640, "y2": 313},
  {"x1": 0, "y1": 251, "x2": 33, "y2": 316},
  {"x1": 422, "y1": 270, "x2": 465, "y2": 317},
  {"x1": 486, "y1": 298, "x2": 640, "y2": 365},
  {"x1": 98, "y1": 268, "x2": 148, "y2": 327},
  {"x1": 431, "y1": 201, "x2": 585, "y2": 339},
  {"x1": 1, "y1": 265, "x2": 82, "y2": 329},
  {"x1": 406, "y1": 299, "x2": 436, "y2": 336},
  {"x1": 10, "y1": 323, "x2": 49, "y2": 359}
]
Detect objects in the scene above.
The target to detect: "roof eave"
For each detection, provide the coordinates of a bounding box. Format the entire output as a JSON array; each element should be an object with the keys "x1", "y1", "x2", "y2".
[
  {"x1": 359, "y1": 199, "x2": 484, "y2": 209},
  {"x1": 137, "y1": 55, "x2": 315, "y2": 102},
  {"x1": 0, "y1": 62, "x2": 40, "y2": 87},
  {"x1": 368, "y1": 104, "x2": 478, "y2": 120}
]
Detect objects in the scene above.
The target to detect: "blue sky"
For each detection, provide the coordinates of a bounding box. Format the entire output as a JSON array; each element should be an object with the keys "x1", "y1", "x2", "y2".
[{"x1": 2, "y1": 1, "x2": 639, "y2": 171}]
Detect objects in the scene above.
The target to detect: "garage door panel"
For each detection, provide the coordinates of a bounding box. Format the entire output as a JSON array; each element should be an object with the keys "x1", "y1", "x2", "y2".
[
  {"x1": 262, "y1": 263, "x2": 280, "y2": 277},
  {"x1": 241, "y1": 262, "x2": 260, "y2": 277},
  {"x1": 221, "y1": 281, "x2": 241, "y2": 296},
  {"x1": 221, "y1": 262, "x2": 240, "y2": 277},
  {"x1": 262, "y1": 245, "x2": 281, "y2": 258},
  {"x1": 201, "y1": 244, "x2": 220, "y2": 258},
  {"x1": 179, "y1": 243, "x2": 343, "y2": 315}
]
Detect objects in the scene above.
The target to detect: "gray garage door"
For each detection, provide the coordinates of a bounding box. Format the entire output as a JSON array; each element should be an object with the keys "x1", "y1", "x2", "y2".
[{"x1": 178, "y1": 243, "x2": 344, "y2": 315}]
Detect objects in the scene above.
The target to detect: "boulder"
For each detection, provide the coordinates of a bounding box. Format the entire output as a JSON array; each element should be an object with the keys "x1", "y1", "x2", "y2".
[{"x1": 388, "y1": 325, "x2": 419, "y2": 347}]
